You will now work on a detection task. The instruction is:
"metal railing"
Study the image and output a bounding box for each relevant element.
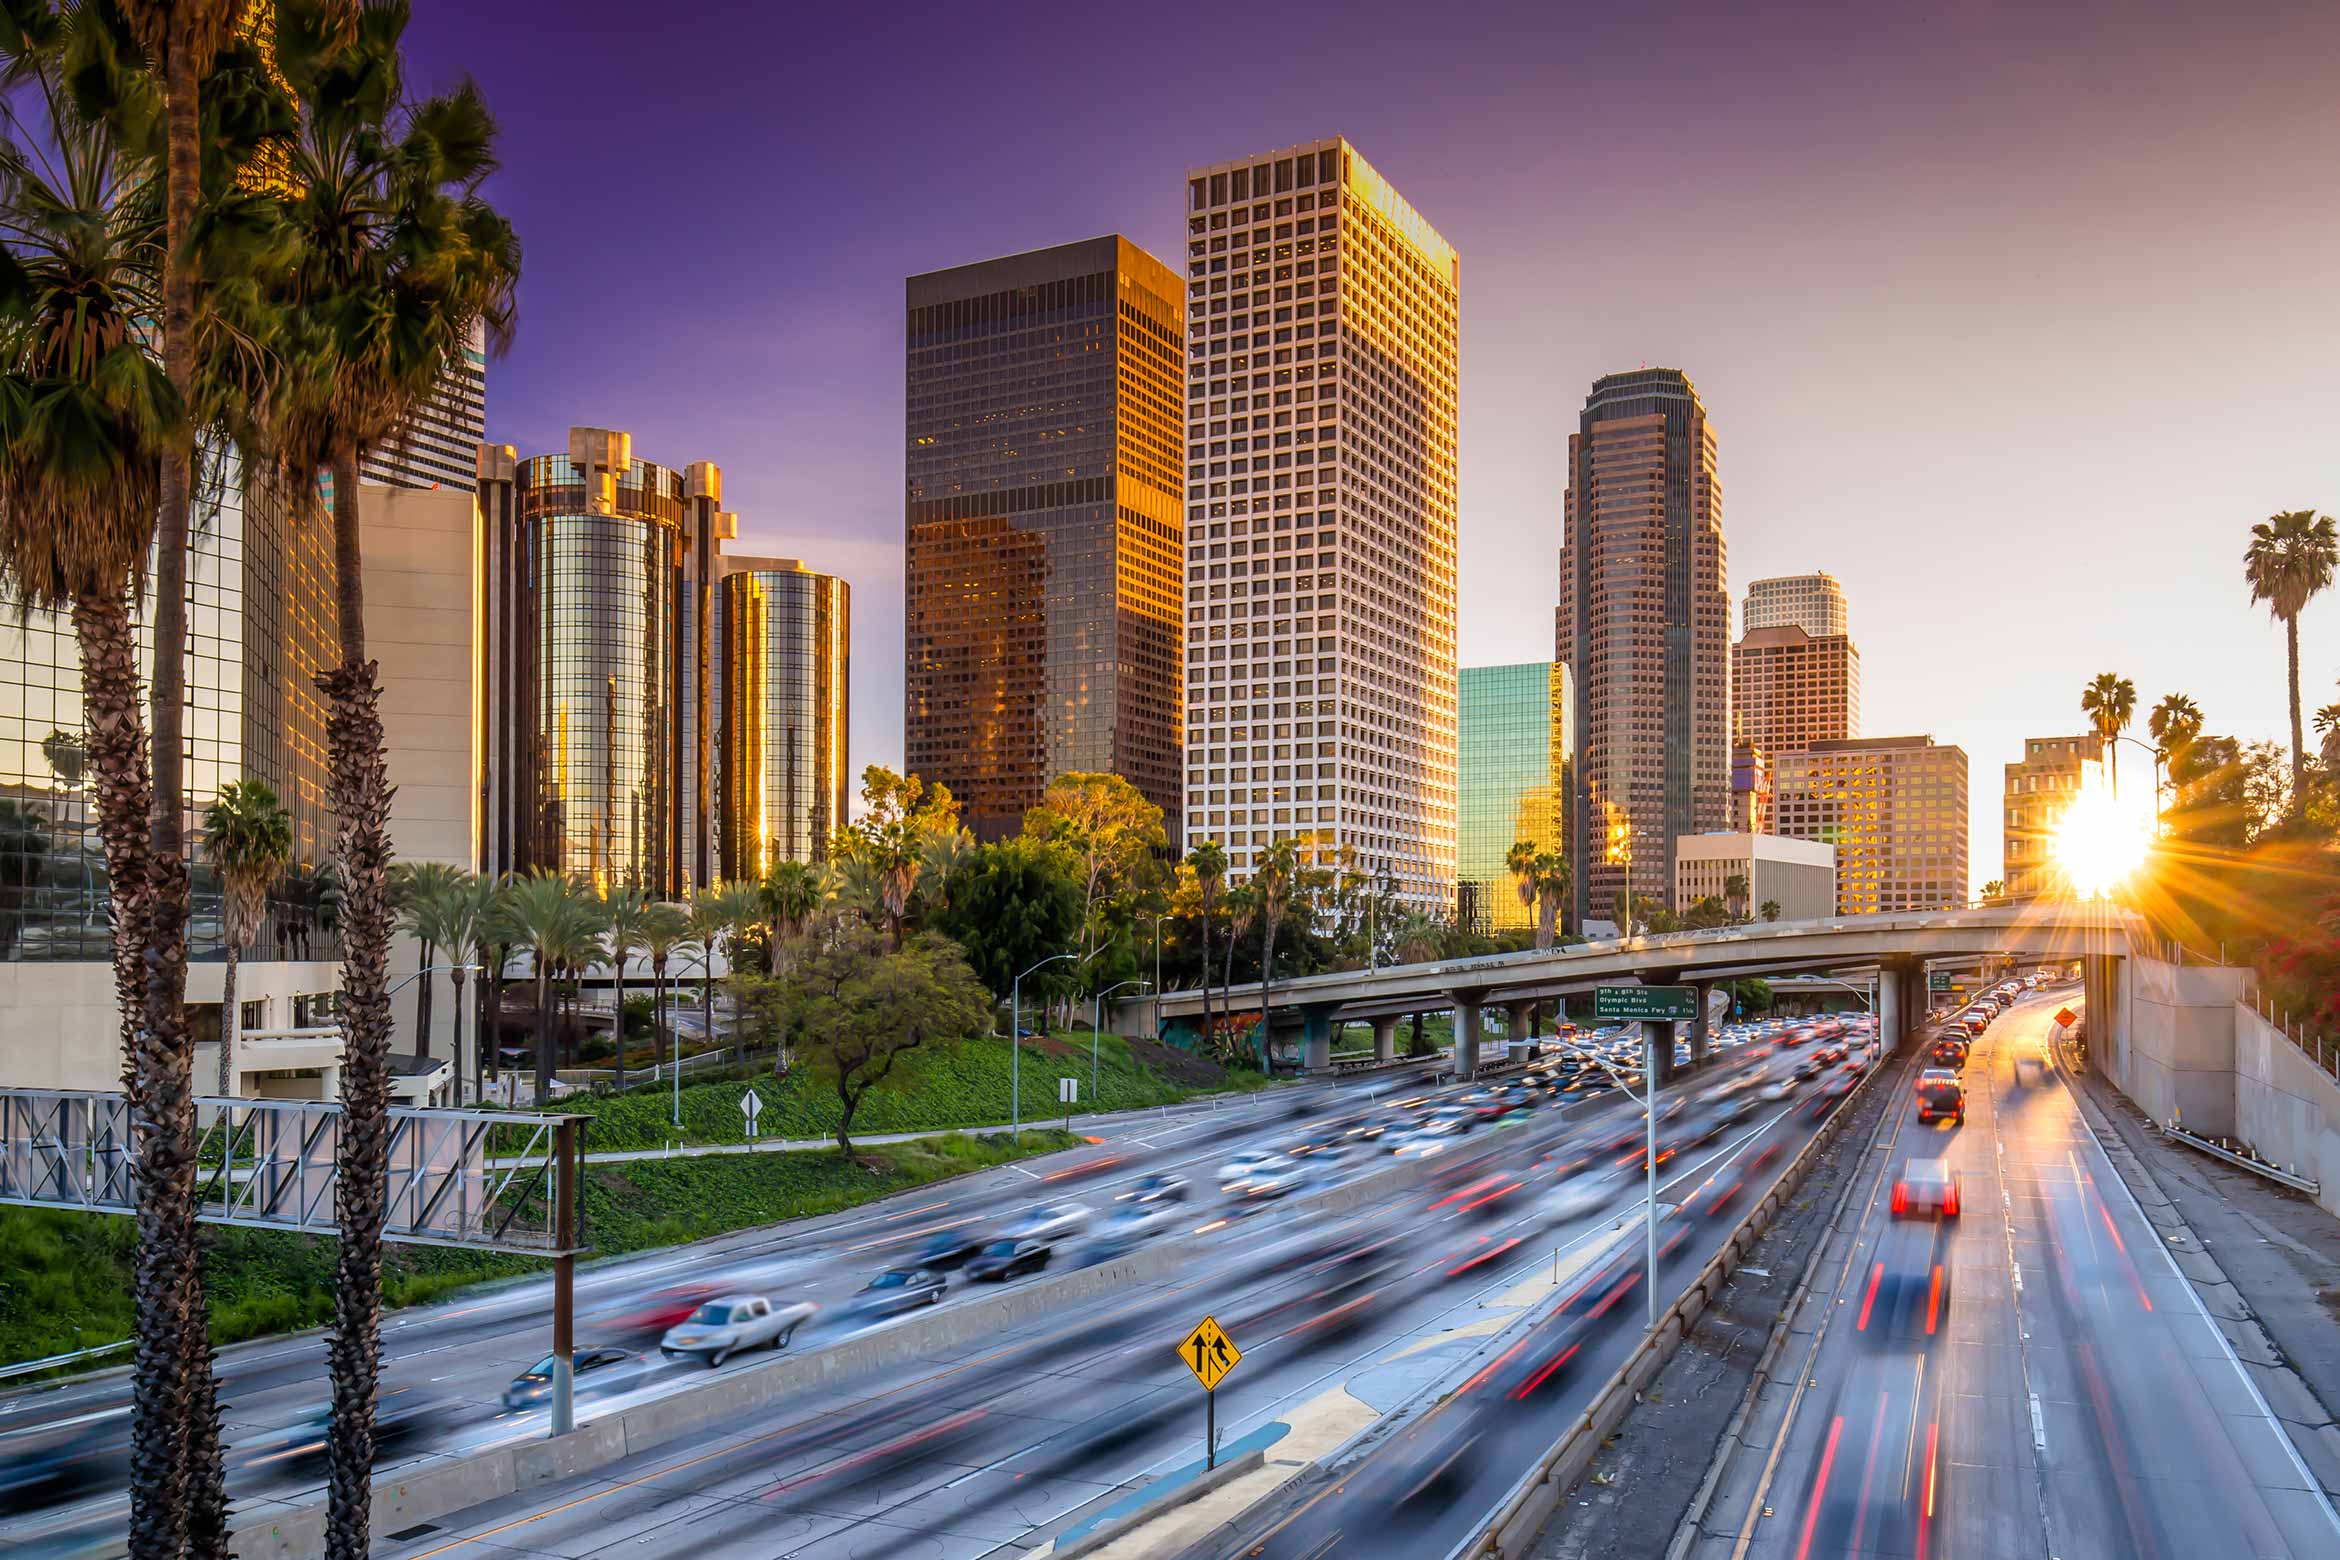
[2249,988,2340,1083]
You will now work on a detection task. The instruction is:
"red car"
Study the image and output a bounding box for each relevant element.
[599,1283,721,1341]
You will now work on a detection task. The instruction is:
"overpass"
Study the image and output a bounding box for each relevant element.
[1121,903,2136,1078]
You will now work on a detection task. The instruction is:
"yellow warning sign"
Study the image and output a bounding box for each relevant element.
[1177,1314,1243,1392]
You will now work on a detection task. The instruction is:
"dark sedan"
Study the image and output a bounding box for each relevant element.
[851,1267,946,1318]
[964,1237,1052,1282]
[501,1346,645,1411]
[917,1228,987,1270]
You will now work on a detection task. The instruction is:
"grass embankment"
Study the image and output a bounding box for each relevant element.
[542,1030,1266,1154]
[0,1129,1079,1369]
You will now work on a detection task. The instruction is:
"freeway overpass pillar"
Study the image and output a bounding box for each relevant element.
[1643,1020,1678,1087]
[1373,1016,1398,1063]
[1879,965,1906,1052]
[1300,1004,1338,1073]
[1689,983,1714,1068]
[1452,993,1483,1078]
[1507,999,1537,1053]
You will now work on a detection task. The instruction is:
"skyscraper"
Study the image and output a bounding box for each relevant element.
[1774,735,1970,914]
[1732,624,1860,756]
[1743,571,1848,638]
[903,237,1186,841]
[1180,139,1461,912]
[364,321,487,492]
[1558,369,1729,922]
[716,558,851,879]
[1457,663,1569,934]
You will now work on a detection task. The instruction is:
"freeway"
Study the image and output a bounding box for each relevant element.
[0,1070,1429,1548]
[1694,993,2340,1560]
[320,1023,1861,1560]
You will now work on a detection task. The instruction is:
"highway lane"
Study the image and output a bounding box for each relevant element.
[1717,993,2340,1560]
[345,1030,1853,1560]
[0,1068,1435,1543]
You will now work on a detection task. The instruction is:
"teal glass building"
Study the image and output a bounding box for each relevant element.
[1457,662,1571,934]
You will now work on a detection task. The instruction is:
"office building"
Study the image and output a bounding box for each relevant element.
[1180,140,1461,912]
[1558,369,1729,921]
[716,558,851,879]
[364,321,488,492]
[1674,832,1837,923]
[2003,734,2102,899]
[1456,663,1569,934]
[1732,623,1860,756]
[1773,736,1970,914]
[903,236,1185,841]
[477,429,735,896]
[1743,571,1848,638]
[1731,738,1772,833]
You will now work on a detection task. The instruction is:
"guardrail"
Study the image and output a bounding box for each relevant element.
[1450,1033,1899,1559]
[0,1337,131,1382]
[2159,1118,2321,1195]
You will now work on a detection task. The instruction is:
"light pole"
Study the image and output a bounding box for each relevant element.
[1542,1028,1662,1327]
[2112,734,2168,836]
[1012,950,1082,1140]
[1092,979,1149,1107]
[1151,913,1171,1021]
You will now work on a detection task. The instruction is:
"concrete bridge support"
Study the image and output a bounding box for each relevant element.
[1643,1019,1678,1088]
[1506,999,1537,1059]
[1879,966,1905,1053]
[1373,1015,1398,1063]
[1300,1003,1340,1074]
[1453,993,1484,1078]
[1689,982,1714,1068]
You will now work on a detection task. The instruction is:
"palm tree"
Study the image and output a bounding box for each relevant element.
[690,881,762,1061]
[2147,692,2203,757]
[1252,839,1298,1059]
[200,779,292,1097]
[1185,839,1225,1051]
[1760,899,1782,923]
[1722,872,1750,922]
[262,10,517,1540]
[1506,841,1569,950]
[762,860,820,969]
[2317,697,2340,774]
[599,887,649,1088]
[2244,511,2340,816]
[2080,673,2137,799]
[0,36,213,1550]
[436,874,497,1103]
[391,860,467,1059]
[495,873,596,1104]
[639,901,692,1079]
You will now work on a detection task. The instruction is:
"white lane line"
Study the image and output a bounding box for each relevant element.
[2065,1067,2340,1538]
[2029,1392,2048,1456]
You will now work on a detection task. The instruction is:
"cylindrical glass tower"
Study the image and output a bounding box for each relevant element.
[718,560,850,878]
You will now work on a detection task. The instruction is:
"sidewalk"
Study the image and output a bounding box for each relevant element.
[2074,1066,2340,1494]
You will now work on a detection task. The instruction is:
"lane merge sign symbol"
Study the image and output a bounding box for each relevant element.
[1178,1314,1243,1392]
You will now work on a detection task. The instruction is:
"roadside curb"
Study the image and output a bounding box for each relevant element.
[1042,1446,1270,1560]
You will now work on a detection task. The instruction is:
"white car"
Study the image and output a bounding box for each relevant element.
[1008,1201,1093,1242]
[1218,1149,1286,1188]
[1549,1165,1633,1221]
[659,1293,815,1367]
[1222,1151,1305,1195]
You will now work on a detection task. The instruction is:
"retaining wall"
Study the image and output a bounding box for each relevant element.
[2234,1001,2340,1220]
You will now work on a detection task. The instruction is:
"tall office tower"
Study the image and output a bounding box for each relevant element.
[2003,735,2102,899]
[1456,663,1569,935]
[475,429,735,896]
[715,558,851,879]
[1180,140,1461,912]
[1743,571,1848,638]
[364,321,487,491]
[1730,738,1772,833]
[1773,735,1970,914]
[1731,624,1861,755]
[903,237,1186,842]
[1558,369,1729,922]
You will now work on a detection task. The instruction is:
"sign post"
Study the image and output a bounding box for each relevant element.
[740,1086,763,1148]
[1059,1076,1077,1132]
[1177,1314,1244,1468]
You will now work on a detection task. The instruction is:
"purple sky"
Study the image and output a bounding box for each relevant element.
[407,0,2340,891]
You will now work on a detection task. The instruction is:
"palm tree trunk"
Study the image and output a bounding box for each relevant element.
[74,591,207,1558]
[702,959,715,1067]
[611,954,626,1091]
[413,935,434,1060]
[1197,899,1212,1051]
[218,944,238,1097]
[534,963,553,1102]
[449,968,469,1106]
[2287,613,2306,816]
[651,961,666,1084]
[321,446,398,1560]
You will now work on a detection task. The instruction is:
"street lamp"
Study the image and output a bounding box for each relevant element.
[1151,913,1172,1018]
[1092,980,1149,1107]
[1541,1028,1662,1328]
[2111,734,2169,836]
[1011,950,1089,1139]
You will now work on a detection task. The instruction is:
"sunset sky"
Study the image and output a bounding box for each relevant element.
[408,0,2340,889]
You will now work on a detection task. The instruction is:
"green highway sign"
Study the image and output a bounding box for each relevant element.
[1929,973,1953,991]
[1593,985,1698,1023]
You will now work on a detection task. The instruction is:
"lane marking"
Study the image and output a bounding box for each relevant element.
[2029,1392,2047,1456]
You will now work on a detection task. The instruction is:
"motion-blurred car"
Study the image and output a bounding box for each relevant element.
[659,1294,815,1366]
[247,1387,445,1473]
[1890,1157,1962,1219]
[965,1237,1053,1281]
[1548,1163,1634,1221]
[1077,1203,1183,1262]
[597,1282,721,1341]
[1007,1201,1093,1242]
[1218,1149,1286,1188]
[503,1345,649,1409]
[1120,1172,1190,1204]
[1,1409,129,1508]
[1916,1068,1965,1125]
[917,1228,987,1270]
[849,1267,945,1319]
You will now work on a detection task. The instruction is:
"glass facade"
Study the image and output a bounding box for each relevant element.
[1456,663,1569,934]
[716,562,850,878]
[0,445,338,961]
[904,236,1186,841]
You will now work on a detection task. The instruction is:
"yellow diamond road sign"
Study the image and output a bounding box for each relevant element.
[1179,1314,1242,1391]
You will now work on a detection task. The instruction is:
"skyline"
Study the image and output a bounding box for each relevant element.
[407,0,2340,892]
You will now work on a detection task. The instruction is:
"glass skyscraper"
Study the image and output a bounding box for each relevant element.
[716,559,850,879]
[903,236,1186,841]
[1456,663,1570,934]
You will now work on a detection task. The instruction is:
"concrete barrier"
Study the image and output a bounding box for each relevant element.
[1045,1447,1268,1560]
[227,1152,1438,1557]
